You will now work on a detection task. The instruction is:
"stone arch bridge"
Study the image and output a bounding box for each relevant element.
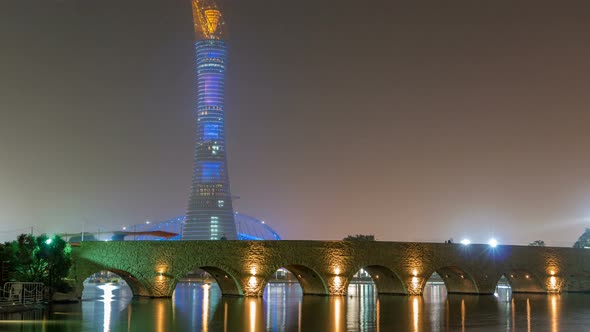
[71,241,590,298]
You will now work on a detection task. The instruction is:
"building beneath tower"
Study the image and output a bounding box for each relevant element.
[183,0,237,240]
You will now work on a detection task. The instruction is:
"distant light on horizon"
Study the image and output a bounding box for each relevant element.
[488,238,498,248]
[460,239,471,245]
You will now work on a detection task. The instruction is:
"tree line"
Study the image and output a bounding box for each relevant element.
[0,234,72,292]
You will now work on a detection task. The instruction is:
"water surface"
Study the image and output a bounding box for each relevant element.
[2,282,590,331]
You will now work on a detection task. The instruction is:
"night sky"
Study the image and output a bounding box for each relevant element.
[1,0,590,245]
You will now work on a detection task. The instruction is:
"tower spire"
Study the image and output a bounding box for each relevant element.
[192,0,226,40]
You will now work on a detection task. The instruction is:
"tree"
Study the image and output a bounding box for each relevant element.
[7,234,72,291]
[573,228,590,248]
[528,240,545,246]
[0,242,14,285]
[10,234,45,282]
[343,234,375,241]
[36,234,72,290]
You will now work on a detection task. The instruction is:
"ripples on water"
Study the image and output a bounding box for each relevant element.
[2,282,590,331]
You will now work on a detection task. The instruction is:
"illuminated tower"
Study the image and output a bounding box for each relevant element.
[183,0,237,240]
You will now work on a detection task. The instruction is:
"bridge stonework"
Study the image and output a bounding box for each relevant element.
[70,241,590,298]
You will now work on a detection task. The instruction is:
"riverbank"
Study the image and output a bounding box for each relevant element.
[0,303,45,314]
[0,290,77,315]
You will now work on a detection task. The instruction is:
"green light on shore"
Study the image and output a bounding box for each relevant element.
[45,238,52,245]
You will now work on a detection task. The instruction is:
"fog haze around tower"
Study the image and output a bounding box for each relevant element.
[1,0,590,245]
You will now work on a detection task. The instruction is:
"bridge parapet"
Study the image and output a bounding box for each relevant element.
[70,240,590,298]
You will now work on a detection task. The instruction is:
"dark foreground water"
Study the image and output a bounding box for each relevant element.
[2,282,590,331]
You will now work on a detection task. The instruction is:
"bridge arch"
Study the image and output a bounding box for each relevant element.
[172,264,243,296]
[430,265,479,294]
[264,263,328,295]
[350,265,406,295]
[498,269,545,293]
[79,268,147,297]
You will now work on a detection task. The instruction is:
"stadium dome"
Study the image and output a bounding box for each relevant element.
[234,213,281,240]
[126,213,281,241]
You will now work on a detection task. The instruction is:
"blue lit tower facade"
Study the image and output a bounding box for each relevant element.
[183,0,237,240]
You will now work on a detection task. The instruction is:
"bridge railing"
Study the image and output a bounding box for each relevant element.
[0,282,46,305]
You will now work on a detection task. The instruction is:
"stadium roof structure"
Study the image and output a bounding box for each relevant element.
[128,213,281,241]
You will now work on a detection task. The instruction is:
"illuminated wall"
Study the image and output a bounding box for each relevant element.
[72,241,584,298]
[183,38,237,240]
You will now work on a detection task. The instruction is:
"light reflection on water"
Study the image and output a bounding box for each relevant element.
[3,282,590,331]
[97,284,116,332]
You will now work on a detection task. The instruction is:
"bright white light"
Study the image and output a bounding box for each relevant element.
[98,283,118,332]
[460,239,471,245]
[488,239,498,248]
[45,238,52,245]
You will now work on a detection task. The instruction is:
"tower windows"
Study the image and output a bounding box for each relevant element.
[210,216,219,240]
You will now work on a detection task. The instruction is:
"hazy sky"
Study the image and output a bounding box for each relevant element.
[1,0,590,245]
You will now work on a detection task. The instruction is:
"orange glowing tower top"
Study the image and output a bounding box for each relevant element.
[192,0,226,40]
